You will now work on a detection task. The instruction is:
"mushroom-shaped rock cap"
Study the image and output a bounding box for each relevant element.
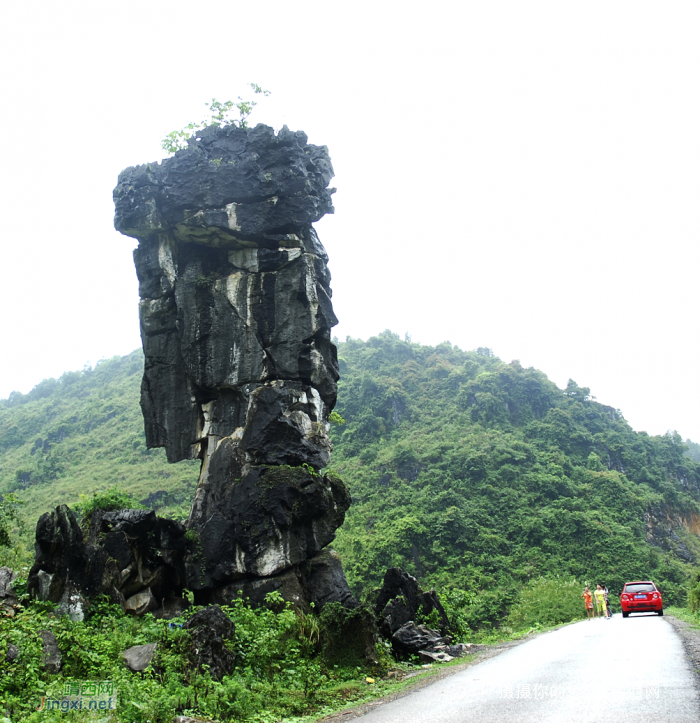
[113,124,335,245]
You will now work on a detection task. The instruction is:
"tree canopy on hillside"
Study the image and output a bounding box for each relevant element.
[1,333,699,625]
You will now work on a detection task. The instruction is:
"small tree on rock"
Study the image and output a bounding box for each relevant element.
[162,84,271,154]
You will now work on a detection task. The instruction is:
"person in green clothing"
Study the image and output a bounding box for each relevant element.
[603,584,613,618]
[594,584,608,619]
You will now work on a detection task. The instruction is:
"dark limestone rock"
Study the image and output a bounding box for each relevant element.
[375,568,450,637]
[417,642,473,664]
[122,643,158,672]
[153,593,190,620]
[447,643,474,657]
[124,588,158,616]
[0,567,18,616]
[0,566,17,596]
[133,235,339,465]
[6,644,19,662]
[378,596,413,637]
[100,509,157,537]
[418,649,454,664]
[40,630,62,673]
[207,547,356,611]
[87,508,188,600]
[114,124,334,242]
[417,590,450,632]
[302,548,358,610]
[318,603,379,668]
[27,505,189,616]
[28,505,106,603]
[187,455,351,588]
[112,122,355,611]
[183,605,235,681]
[241,382,334,468]
[208,566,307,609]
[375,568,420,624]
[114,124,339,466]
[390,622,450,656]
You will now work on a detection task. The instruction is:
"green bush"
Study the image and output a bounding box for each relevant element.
[687,570,700,613]
[436,588,477,641]
[0,591,395,723]
[0,493,24,548]
[318,602,388,674]
[506,577,586,630]
[74,486,145,520]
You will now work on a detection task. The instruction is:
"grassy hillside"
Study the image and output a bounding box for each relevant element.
[0,350,199,536]
[2,333,700,622]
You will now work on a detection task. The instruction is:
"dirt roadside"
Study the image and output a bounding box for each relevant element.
[316,635,536,722]
[664,614,700,682]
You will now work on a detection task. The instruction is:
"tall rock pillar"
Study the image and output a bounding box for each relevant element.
[114,124,355,609]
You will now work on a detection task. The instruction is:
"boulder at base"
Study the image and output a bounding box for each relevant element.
[183,605,236,681]
[374,568,450,637]
[122,643,158,672]
[27,505,189,617]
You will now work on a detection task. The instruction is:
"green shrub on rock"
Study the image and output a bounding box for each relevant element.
[319,602,389,674]
[75,486,144,520]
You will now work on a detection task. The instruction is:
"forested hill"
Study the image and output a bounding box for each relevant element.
[1,333,700,621]
[328,333,700,615]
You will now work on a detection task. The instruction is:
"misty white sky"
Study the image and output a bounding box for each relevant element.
[0,1,698,441]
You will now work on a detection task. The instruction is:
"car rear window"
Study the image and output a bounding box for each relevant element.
[624,583,655,593]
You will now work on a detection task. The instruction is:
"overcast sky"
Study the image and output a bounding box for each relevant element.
[1,1,698,442]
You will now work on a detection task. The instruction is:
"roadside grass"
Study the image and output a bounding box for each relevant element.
[0,595,489,723]
[473,617,582,645]
[666,606,700,628]
[0,586,568,723]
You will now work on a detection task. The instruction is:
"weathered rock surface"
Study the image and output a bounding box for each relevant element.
[645,504,698,563]
[389,621,473,663]
[27,505,189,615]
[390,621,450,655]
[5,644,19,662]
[183,605,236,681]
[418,649,454,664]
[114,124,334,243]
[40,630,62,673]
[114,123,339,467]
[318,603,380,668]
[187,457,351,587]
[0,566,18,616]
[154,593,190,620]
[207,547,356,611]
[123,643,158,672]
[124,588,158,616]
[302,548,358,610]
[112,122,354,609]
[375,568,450,637]
[0,566,17,596]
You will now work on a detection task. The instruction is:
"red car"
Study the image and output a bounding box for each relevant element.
[620,581,663,617]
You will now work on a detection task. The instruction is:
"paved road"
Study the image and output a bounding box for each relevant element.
[356,614,699,723]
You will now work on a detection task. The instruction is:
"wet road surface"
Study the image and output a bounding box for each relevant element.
[355,614,699,723]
